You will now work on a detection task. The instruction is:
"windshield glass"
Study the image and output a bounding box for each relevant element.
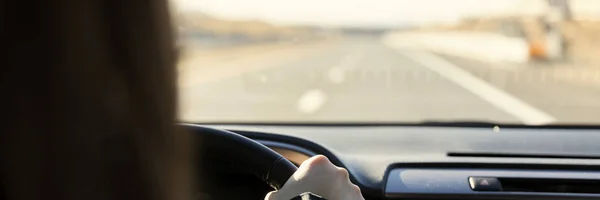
[173,0,600,125]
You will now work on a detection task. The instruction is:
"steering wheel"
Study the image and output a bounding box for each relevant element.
[183,124,298,190]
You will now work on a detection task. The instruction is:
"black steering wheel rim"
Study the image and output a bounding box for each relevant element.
[182,124,298,189]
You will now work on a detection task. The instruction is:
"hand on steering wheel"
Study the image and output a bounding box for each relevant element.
[265,155,365,200]
[186,125,363,200]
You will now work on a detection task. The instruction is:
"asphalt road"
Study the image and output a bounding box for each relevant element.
[179,36,600,125]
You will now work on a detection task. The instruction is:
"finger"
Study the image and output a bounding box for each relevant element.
[336,167,350,182]
[264,191,277,200]
[301,155,331,168]
[294,155,330,180]
[298,155,336,175]
[351,185,365,200]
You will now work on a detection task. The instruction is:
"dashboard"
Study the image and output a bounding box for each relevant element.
[202,124,600,199]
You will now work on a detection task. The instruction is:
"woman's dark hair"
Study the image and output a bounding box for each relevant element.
[1,0,194,199]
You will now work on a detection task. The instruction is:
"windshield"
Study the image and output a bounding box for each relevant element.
[173,0,600,125]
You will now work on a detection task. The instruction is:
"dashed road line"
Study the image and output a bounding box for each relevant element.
[326,48,367,84]
[297,89,327,114]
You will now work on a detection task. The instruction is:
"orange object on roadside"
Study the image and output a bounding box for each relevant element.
[529,40,547,59]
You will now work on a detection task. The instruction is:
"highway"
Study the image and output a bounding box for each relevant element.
[178,36,600,125]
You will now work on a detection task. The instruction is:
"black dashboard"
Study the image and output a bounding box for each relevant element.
[201,124,600,199]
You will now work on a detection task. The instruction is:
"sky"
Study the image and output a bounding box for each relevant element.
[172,0,549,27]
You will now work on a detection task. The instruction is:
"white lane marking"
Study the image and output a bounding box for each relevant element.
[327,48,367,84]
[297,89,327,114]
[399,50,556,125]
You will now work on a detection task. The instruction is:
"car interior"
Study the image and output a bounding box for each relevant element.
[191,123,600,200]
[6,0,600,199]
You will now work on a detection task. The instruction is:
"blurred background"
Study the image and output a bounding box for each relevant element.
[173,0,600,125]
